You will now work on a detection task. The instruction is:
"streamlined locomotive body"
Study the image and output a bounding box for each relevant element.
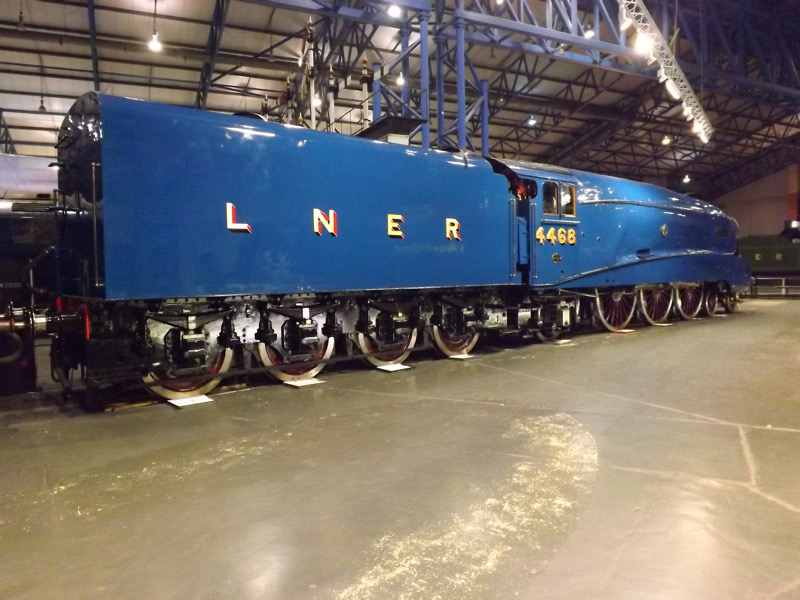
[1,92,751,403]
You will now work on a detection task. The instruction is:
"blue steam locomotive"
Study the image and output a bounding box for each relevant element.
[0,92,750,403]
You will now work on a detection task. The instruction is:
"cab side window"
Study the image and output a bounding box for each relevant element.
[561,184,576,217]
[511,178,538,202]
[543,182,558,215]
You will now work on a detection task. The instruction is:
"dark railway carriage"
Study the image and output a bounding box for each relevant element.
[0,92,751,404]
[0,200,55,395]
[738,222,800,275]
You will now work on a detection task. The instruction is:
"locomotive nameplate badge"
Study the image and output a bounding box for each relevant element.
[535,226,576,245]
[226,203,252,233]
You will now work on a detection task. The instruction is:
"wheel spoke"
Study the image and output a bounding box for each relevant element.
[702,287,719,316]
[675,284,704,319]
[594,288,636,331]
[639,286,673,325]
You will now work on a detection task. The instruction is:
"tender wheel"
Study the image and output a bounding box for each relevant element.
[431,324,480,357]
[638,286,674,325]
[356,329,418,367]
[674,284,704,319]
[141,314,234,400]
[594,288,636,331]
[256,310,336,383]
[257,337,334,382]
[142,347,233,400]
[702,287,719,316]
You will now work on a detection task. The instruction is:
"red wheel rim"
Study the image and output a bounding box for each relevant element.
[360,334,412,363]
[676,286,703,318]
[149,349,228,393]
[263,341,331,376]
[596,290,635,330]
[640,287,672,324]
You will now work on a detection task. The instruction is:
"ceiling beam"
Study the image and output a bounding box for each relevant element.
[196,0,232,109]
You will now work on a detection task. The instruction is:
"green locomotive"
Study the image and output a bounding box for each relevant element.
[738,221,800,275]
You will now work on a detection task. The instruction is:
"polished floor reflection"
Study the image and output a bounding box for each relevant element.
[1,299,798,599]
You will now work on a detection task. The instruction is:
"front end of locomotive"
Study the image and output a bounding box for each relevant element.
[573,172,752,293]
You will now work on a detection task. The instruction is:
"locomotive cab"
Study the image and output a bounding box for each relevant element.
[489,157,582,287]
[532,179,580,286]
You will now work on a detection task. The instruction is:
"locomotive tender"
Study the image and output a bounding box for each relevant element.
[0,92,751,402]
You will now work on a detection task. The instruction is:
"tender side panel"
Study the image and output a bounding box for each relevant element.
[98,95,517,300]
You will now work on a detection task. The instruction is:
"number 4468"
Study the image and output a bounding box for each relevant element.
[535,226,577,245]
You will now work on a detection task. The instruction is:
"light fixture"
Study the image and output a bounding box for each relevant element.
[396,72,405,86]
[698,131,709,144]
[312,93,322,107]
[619,6,633,31]
[683,174,691,183]
[387,4,401,18]
[584,28,595,39]
[618,0,714,144]
[661,135,671,145]
[527,116,537,127]
[664,78,681,100]
[495,0,504,4]
[149,32,162,52]
[148,0,162,52]
[634,32,654,56]
[38,68,46,112]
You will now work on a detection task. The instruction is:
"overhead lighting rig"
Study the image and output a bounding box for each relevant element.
[617,0,713,144]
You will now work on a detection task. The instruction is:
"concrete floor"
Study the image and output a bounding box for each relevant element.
[1,298,799,599]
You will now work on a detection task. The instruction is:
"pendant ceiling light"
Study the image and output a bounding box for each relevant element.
[148,0,162,52]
